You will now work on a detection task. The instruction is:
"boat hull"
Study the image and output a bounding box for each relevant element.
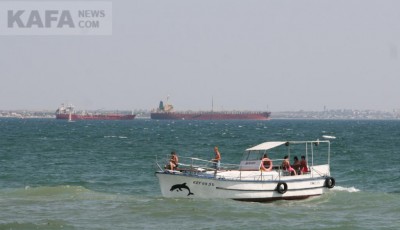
[156,170,330,202]
[56,114,136,120]
[151,112,271,120]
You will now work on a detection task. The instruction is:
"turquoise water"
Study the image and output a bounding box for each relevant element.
[0,118,399,229]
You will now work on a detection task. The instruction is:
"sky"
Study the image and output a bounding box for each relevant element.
[1,0,400,112]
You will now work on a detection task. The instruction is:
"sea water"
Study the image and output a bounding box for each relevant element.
[0,118,399,229]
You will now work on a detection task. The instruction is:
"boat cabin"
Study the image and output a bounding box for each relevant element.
[239,140,330,173]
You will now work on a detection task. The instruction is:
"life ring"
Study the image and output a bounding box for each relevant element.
[260,158,273,171]
[325,177,335,189]
[276,182,288,194]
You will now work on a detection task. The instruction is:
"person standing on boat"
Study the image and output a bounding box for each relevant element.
[169,151,179,171]
[212,146,221,170]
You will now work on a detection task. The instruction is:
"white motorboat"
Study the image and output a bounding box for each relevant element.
[155,140,335,202]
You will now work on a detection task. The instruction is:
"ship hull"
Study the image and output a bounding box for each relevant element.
[56,114,136,120]
[151,112,271,120]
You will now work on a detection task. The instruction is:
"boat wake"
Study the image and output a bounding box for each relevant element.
[332,186,360,193]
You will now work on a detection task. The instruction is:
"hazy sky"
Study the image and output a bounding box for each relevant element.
[1,0,400,111]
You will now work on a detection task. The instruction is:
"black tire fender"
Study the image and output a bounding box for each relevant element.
[276,182,288,194]
[325,177,335,189]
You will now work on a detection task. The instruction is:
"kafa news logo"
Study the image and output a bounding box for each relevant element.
[0,1,112,35]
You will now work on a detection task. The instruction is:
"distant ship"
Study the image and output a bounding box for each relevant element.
[55,104,136,121]
[150,99,271,120]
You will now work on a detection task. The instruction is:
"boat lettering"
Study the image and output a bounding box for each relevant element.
[245,162,256,165]
[193,181,215,187]
[310,181,320,185]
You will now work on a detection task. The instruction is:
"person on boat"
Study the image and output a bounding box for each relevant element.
[260,153,273,171]
[212,146,221,170]
[169,151,179,171]
[282,155,297,175]
[300,155,309,174]
[292,156,301,174]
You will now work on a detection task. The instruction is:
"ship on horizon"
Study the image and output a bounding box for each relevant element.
[55,104,136,121]
[150,99,271,120]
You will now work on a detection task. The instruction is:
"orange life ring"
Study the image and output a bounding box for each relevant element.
[260,158,273,171]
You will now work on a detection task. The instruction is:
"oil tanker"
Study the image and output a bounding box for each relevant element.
[55,104,136,121]
[150,100,271,120]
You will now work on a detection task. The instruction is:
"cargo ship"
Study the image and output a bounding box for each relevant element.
[55,104,136,121]
[150,100,271,120]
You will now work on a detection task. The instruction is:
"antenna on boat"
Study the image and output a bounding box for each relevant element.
[212,96,214,112]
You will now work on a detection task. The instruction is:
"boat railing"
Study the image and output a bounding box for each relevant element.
[237,158,285,181]
[156,155,320,181]
[157,155,240,174]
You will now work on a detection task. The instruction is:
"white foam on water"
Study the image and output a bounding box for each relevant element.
[322,135,336,139]
[333,186,360,193]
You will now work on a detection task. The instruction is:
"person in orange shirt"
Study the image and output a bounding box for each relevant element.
[212,146,221,170]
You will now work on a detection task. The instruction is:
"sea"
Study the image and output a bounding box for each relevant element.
[0,118,399,230]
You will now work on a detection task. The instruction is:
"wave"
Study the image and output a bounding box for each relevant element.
[0,185,145,203]
[104,135,128,139]
[0,185,120,202]
[5,185,92,198]
[0,220,75,230]
[332,185,360,193]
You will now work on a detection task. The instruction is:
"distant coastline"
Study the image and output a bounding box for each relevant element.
[273,109,400,120]
[1,109,399,120]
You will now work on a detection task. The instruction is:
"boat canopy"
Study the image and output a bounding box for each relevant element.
[246,141,286,151]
